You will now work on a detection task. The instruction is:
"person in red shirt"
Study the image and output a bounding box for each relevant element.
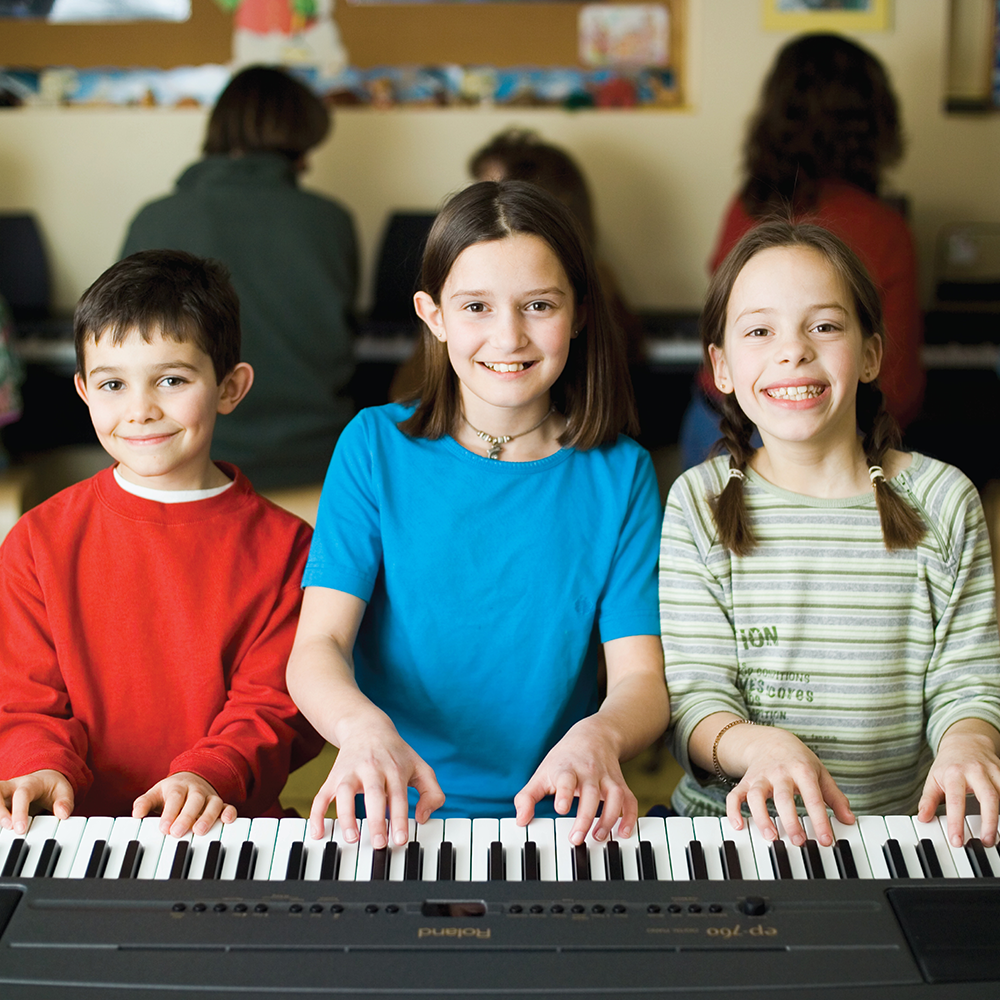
[682,33,923,468]
[0,250,321,838]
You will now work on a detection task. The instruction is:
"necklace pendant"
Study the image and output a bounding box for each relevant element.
[486,442,504,460]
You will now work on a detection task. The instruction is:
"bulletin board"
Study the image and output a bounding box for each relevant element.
[0,0,684,80]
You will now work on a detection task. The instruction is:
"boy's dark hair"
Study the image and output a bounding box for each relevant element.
[469,129,596,244]
[399,180,637,449]
[74,250,241,383]
[742,33,903,217]
[203,65,330,161]
[702,219,923,555]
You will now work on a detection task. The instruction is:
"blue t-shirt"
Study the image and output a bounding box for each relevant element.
[303,403,661,817]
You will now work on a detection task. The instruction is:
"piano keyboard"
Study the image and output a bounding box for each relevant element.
[1,812,997,884]
[3,814,1000,998]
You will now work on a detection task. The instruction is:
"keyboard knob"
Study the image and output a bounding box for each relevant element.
[740,895,767,916]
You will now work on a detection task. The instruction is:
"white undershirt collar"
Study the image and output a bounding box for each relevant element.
[113,465,234,504]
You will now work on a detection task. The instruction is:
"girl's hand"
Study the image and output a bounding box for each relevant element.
[918,720,1000,848]
[0,769,75,835]
[719,723,854,847]
[513,717,638,846]
[307,716,445,849]
[132,772,237,838]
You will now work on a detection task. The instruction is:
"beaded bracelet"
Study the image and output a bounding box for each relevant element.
[712,718,753,785]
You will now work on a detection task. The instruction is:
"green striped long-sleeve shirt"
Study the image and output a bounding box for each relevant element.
[660,453,1000,818]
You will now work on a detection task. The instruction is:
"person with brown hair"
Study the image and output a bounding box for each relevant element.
[661,221,1000,853]
[121,65,358,491]
[682,34,923,467]
[288,181,667,851]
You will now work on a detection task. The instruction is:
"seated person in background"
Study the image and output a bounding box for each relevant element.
[0,294,21,470]
[0,250,321,837]
[682,33,923,468]
[121,65,358,491]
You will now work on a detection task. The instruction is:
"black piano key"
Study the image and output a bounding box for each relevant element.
[284,841,304,881]
[965,838,995,878]
[169,841,191,880]
[201,840,223,881]
[118,840,143,879]
[523,840,540,881]
[404,841,422,881]
[769,839,793,880]
[638,840,657,880]
[834,839,859,879]
[234,840,257,880]
[571,842,591,881]
[487,841,505,881]
[436,841,455,882]
[1,838,27,878]
[686,840,709,880]
[916,838,944,879]
[319,842,340,881]
[31,839,59,878]
[883,838,909,878]
[803,839,826,879]
[721,839,743,880]
[605,841,624,881]
[84,840,109,879]
[370,847,389,881]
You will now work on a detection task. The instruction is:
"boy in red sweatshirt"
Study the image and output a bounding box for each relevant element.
[0,250,320,838]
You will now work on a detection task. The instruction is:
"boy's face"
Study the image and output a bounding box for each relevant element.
[74,329,252,491]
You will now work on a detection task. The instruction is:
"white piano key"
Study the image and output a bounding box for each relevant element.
[772,817,809,880]
[665,815,694,881]
[268,817,306,880]
[388,820,417,881]
[301,818,335,881]
[499,817,526,882]
[471,818,499,881]
[21,814,60,876]
[333,819,360,881]
[613,820,640,881]
[828,817,873,879]
[636,815,670,879]
[188,821,225,880]
[554,816,576,881]
[134,817,167,879]
[969,809,1000,846]
[526,817,557,881]
[884,815,925,880]
[153,830,193,880]
[912,816,959,878]
[801,816,841,880]
[248,817,278,881]
[218,817,252,880]
[966,815,1000,876]
[693,816,727,880]
[414,818,444,881]
[856,815,891,879]
[746,819,776,881]
[444,818,472,881]
[354,819,375,882]
[103,817,141,878]
[68,816,115,879]
[931,816,974,878]
[50,816,88,878]
[584,826,607,882]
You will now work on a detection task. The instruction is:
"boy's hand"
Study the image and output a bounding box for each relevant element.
[308,717,444,849]
[514,718,638,847]
[0,770,74,835]
[919,721,1000,848]
[133,772,237,838]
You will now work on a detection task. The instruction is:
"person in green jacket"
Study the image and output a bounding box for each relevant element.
[121,65,358,491]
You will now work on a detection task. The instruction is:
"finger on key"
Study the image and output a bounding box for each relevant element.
[570,783,601,845]
[332,786,359,843]
[387,782,411,846]
[9,785,32,836]
[591,784,626,842]
[363,787,389,849]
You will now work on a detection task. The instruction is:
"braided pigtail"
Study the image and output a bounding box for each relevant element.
[858,380,925,549]
[709,393,758,556]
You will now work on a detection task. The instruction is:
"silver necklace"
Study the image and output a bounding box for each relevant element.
[462,405,556,460]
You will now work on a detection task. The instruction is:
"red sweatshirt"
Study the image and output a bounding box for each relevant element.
[707,180,925,430]
[0,464,321,817]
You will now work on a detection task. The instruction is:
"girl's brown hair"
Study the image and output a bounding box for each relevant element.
[398,180,637,449]
[703,219,923,555]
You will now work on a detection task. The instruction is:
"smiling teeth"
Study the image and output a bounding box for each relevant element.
[484,362,525,373]
[768,385,823,400]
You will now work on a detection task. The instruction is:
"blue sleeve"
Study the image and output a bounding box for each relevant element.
[595,445,663,642]
[302,411,383,600]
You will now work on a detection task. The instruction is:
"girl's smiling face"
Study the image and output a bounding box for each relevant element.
[414,232,579,435]
[709,245,882,455]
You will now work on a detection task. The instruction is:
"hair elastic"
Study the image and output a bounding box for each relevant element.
[868,465,885,484]
[712,718,753,785]
[727,467,746,482]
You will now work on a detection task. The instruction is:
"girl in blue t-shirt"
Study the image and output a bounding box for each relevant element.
[287,180,668,851]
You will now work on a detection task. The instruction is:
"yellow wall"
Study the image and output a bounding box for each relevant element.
[1,0,998,314]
